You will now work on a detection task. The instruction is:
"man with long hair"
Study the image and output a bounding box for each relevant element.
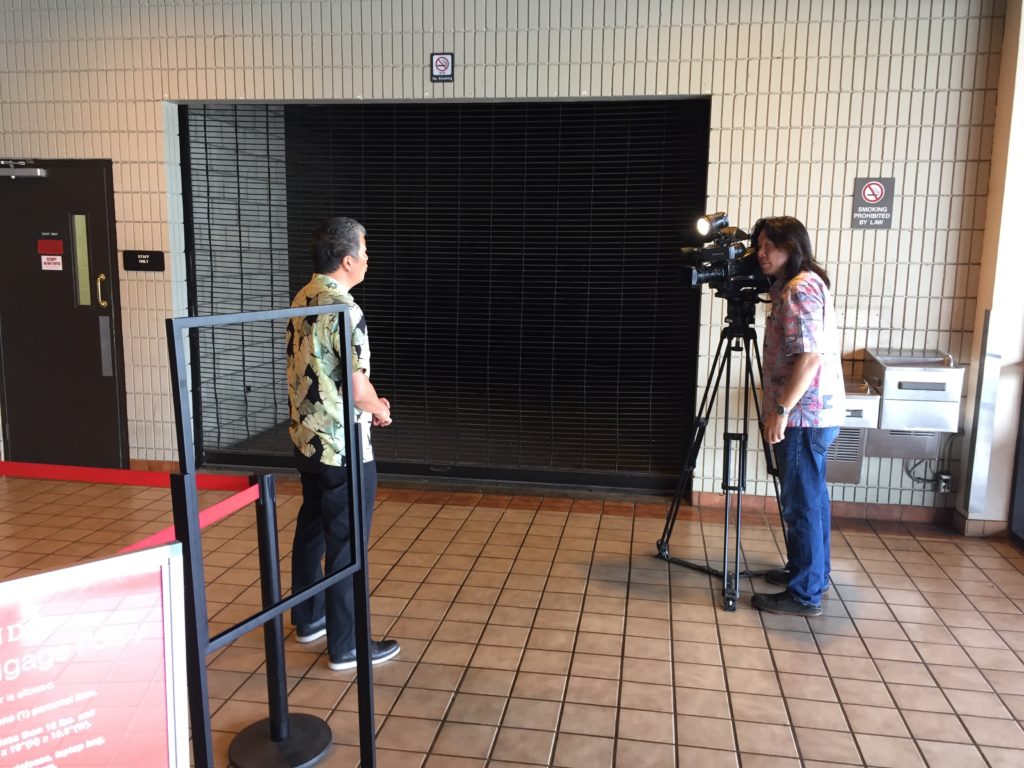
[752,216,846,617]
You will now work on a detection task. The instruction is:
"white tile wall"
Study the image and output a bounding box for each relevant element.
[0,0,1009,504]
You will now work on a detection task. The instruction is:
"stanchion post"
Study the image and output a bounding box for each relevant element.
[352,461,376,768]
[227,472,332,767]
[170,472,215,768]
[339,309,377,768]
[254,472,290,742]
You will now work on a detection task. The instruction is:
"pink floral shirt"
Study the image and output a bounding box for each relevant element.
[763,270,846,428]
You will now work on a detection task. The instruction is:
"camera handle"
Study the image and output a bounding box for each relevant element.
[655,298,785,611]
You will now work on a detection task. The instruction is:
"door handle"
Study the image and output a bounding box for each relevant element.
[95,273,109,308]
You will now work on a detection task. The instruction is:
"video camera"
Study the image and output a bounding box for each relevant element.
[680,212,770,300]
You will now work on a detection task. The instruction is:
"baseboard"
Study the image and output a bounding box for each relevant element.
[950,507,1009,537]
[129,459,181,473]
[691,491,953,526]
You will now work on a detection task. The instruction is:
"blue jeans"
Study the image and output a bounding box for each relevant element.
[775,426,839,607]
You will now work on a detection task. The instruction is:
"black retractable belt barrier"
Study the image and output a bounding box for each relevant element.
[166,306,377,768]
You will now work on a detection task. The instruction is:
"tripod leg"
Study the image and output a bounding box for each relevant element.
[658,333,731,559]
[719,430,745,611]
[657,471,688,559]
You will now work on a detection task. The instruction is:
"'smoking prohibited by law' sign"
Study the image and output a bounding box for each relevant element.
[851,177,895,229]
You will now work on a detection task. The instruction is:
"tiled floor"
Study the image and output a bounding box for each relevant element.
[2,475,1024,767]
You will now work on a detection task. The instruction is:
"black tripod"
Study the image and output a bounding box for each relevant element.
[657,295,784,611]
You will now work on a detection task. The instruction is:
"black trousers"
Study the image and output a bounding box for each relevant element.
[290,457,377,659]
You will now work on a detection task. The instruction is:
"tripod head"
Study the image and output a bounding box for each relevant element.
[717,291,767,339]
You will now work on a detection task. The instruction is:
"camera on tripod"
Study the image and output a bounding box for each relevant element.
[660,212,783,611]
[680,212,770,299]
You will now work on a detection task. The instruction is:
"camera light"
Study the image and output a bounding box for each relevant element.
[697,212,729,238]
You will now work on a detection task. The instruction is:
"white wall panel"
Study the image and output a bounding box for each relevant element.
[0,0,1009,503]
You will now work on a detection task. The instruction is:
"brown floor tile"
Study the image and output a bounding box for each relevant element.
[510,671,566,700]
[502,697,561,730]
[601,680,662,714]
[614,738,676,767]
[676,714,736,750]
[854,734,926,768]
[917,740,988,768]
[901,709,973,743]
[842,704,909,737]
[823,653,881,681]
[674,687,731,719]
[778,672,839,702]
[617,707,675,743]
[786,698,848,731]
[562,675,618,707]
[445,692,506,725]
[834,678,895,708]
[729,692,790,725]
[726,668,781,697]
[7,478,1024,768]
[375,715,442,752]
[675,746,738,766]
[490,726,555,764]
[794,726,861,763]
[961,715,1024,748]
[373,748,424,767]
[559,702,617,737]
[734,721,798,758]
[887,682,953,713]
[551,733,614,768]
[946,688,1014,718]
[430,722,497,759]
[390,686,454,720]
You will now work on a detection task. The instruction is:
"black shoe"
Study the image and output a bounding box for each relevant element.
[751,590,822,617]
[764,568,830,594]
[295,617,327,644]
[328,639,401,671]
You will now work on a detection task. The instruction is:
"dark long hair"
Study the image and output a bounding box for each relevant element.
[311,217,366,273]
[751,216,830,288]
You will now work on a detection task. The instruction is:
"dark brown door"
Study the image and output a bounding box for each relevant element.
[0,160,128,467]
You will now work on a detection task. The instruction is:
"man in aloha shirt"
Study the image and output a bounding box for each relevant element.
[286,216,400,670]
[753,216,845,617]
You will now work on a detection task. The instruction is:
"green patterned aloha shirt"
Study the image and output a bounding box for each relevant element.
[286,274,372,466]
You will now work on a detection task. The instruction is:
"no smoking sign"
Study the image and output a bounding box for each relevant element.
[431,53,454,83]
[851,177,895,229]
[861,180,886,203]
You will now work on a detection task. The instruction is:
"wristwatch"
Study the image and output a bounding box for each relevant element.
[775,403,789,416]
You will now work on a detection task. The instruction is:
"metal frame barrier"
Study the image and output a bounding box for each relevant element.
[166,305,377,768]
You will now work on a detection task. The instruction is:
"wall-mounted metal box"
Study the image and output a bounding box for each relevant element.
[863,349,964,432]
[843,378,880,429]
[865,429,941,459]
[824,380,881,484]
[826,427,867,483]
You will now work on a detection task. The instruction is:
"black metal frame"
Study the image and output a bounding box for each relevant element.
[166,305,377,768]
[656,297,784,611]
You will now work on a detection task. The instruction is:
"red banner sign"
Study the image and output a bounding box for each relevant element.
[0,545,187,767]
